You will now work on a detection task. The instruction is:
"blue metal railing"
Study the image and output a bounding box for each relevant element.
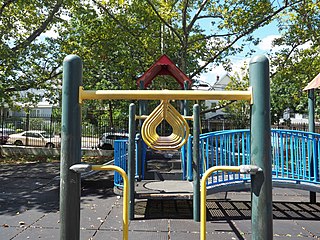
[271,129,319,183]
[114,139,128,188]
[199,130,251,186]
[114,129,320,189]
[114,138,147,188]
[183,129,320,188]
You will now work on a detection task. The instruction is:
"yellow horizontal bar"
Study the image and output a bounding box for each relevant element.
[79,87,252,103]
[135,115,193,121]
[91,165,129,240]
[201,166,241,240]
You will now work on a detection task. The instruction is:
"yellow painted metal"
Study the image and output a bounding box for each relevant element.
[79,87,252,103]
[135,114,194,121]
[200,166,241,240]
[141,100,189,150]
[91,165,129,240]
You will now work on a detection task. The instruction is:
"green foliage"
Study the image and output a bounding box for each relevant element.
[0,0,70,106]
[270,1,320,123]
[29,118,44,130]
[222,73,250,129]
[2,0,317,127]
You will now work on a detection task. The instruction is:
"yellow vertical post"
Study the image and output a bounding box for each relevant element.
[200,166,241,240]
[91,165,129,240]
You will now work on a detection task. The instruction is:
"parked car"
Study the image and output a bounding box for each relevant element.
[0,128,16,144]
[7,130,60,148]
[97,133,128,150]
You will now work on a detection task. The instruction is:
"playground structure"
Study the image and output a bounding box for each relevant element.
[59,54,320,240]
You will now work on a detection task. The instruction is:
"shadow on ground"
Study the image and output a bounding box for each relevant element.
[137,199,320,221]
[0,163,116,215]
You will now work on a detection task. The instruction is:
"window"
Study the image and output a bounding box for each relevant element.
[30,109,41,117]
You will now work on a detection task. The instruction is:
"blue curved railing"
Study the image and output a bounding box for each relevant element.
[186,129,320,189]
[114,129,320,190]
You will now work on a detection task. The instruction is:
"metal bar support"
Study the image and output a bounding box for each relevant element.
[79,88,252,102]
[193,104,200,221]
[308,89,316,203]
[128,103,136,220]
[249,55,273,240]
[200,165,261,240]
[59,55,82,240]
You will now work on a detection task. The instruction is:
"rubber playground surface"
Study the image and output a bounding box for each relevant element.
[0,162,320,240]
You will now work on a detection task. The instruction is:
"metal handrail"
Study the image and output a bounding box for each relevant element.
[70,164,129,240]
[184,129,320,187]
[200,165,261,240]
[114,129,320,190]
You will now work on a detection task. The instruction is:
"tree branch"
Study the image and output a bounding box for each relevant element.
[196,14,223,20]
[188,32,238,45]
[191,0,302,78]
[200,100,235,114]
[146,0,184,45]
[11,0,63,52]
[270,44,300,78]
[186,0,210,33]
[5,69,62,92]
[182,0,188,37]
[0,0,14,18]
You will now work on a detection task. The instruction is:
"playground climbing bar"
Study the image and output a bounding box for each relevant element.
[79,87,253,102]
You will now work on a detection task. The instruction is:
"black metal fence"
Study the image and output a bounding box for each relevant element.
[0,114,128,148]
[1,114,317,148]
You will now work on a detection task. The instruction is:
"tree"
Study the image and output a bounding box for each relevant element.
[222,72,250,129]
[0,0,71,107]
[269,1,320,123]
[143,0,303,78]
[1,0,310,127]
[56,0,304,124]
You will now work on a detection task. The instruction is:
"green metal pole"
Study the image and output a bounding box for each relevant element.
[193,104,200,222]
[137,81,144,181]
[184,81,189,116]
[139,80,145,127]
[249,55,273,240]
[308,89,316,203]
[60,55,82,240]
[128,103,136,220]
[136,133,142,181]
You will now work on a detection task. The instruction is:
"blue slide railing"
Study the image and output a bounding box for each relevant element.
[114,129,320,190]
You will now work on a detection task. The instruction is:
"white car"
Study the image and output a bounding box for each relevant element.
[97,133,128,150]
[7,130,60,148]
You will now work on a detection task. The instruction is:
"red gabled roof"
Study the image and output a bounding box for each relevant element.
[137,54,192,89]
[303,73,320,91]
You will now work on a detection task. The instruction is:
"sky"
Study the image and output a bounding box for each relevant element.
[199,21,282,86]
